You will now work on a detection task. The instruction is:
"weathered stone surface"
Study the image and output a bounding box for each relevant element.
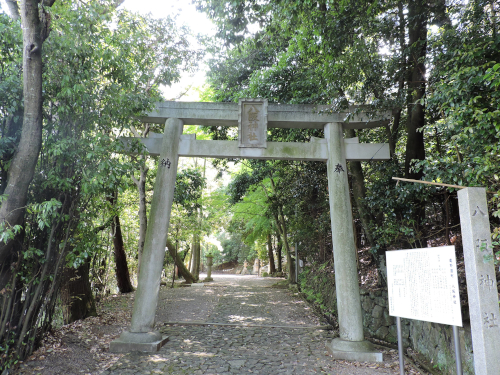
[372,305,384,319]
[375,326,389,339]
[109,334,169,353]
[123,135,390,162]
[325,123,363,342]
[204,255,214,282]
[103,276,404,375]
[110,118,183,352]
[143,101,391,129]
[252,258,260,275]
[326,339,383,362]
[458,187,500,375]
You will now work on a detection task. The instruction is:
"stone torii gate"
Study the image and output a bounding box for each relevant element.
[110,99,391,362]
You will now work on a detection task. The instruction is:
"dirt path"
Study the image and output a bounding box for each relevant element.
[15,274,425,375]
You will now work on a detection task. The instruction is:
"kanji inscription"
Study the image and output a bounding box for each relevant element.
[238,99,268,148]
[160,158,171,168]
[386,246,462,326]
[483,312,498,328]
[479,274,494,291]
[334,163,344,173]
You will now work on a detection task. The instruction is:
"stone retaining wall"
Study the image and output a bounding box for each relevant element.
[300,268,475,374]
[359,288,474,374]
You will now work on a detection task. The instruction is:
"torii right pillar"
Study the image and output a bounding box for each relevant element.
[325,122,383,362]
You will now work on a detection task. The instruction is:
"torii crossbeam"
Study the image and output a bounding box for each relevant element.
[111,99,390,362]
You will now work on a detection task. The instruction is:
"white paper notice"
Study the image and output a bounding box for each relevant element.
[386,246,462,326]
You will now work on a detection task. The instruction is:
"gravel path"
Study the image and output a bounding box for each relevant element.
[103,275,421,375]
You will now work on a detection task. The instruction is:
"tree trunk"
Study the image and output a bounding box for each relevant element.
[130,125,150,276]
[0,0,54,266]
[386,1,407,158]
[189,233,201,279]
[276,233,283,272]
[279,208,295,283]
[166,239,196,283]
[189,237,197,274]
[107,191,134,293]
[135,164,148,276]
[110,214,134,293]
[188,246,193,273]
[5,0,21,19]
[405,0,427,179]
[267,234,276,274]
[345,129,375,247]
[273,205,295,283]
[193,234,201,279]
[60,259,97,325]
[268,177,294,282]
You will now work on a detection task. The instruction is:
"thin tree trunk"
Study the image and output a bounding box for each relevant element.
[267,234,276,274]
[267,177,295,282]
[107,192,134,293]
[276,233,283,272]
[345,129,375,247]
[130,125,150,275]
[386,1,407,158]
[135,165,148,275]
[190,237,197,274]
[188,246,193,273]
[0,0,55,265]
[193,234,201,279]
[166,239,196,283]
[277,206,295,283]
[60,259,97,324]
[405,0,427,179]
[111,214,134,293]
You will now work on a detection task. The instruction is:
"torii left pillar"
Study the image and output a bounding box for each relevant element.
[110,118,183,352]
[325,123,382,362]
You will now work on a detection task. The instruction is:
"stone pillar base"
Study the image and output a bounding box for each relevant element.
[326,338,383,362]
[109,331,169,353]
[203,277,213,282]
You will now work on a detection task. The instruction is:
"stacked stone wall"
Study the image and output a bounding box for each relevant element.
[300,267,475,374]
[359,288,474,374]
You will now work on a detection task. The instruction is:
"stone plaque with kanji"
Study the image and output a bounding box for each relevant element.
[238,99,267,148]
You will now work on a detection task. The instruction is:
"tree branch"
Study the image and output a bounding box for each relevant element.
[93,216,114,233]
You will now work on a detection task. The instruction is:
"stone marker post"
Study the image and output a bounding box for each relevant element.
[110,118,183,353]
[253,258,260,275]
[458,187,500,375]
[324,123,382,362]
[204,255,214,282]
[241,260,249,275]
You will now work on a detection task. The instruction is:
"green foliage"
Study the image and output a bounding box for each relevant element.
[218,231,253,263]
[298,264,337,318]
[0,12,23,193]
[0,223,22,245]
[174,168,206,215]
[0,0,201,367]
[418,25,500,194]
[199,0,500,266]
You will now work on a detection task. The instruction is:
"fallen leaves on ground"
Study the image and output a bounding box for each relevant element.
[17,293,135,375]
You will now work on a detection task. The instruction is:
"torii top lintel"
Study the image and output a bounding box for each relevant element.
[142,101,391,130]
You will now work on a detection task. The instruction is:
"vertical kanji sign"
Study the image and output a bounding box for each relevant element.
[238,99,268,148]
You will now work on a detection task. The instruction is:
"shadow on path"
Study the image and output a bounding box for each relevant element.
[103,274,422,375]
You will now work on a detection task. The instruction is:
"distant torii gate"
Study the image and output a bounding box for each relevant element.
[110,99,391,362]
